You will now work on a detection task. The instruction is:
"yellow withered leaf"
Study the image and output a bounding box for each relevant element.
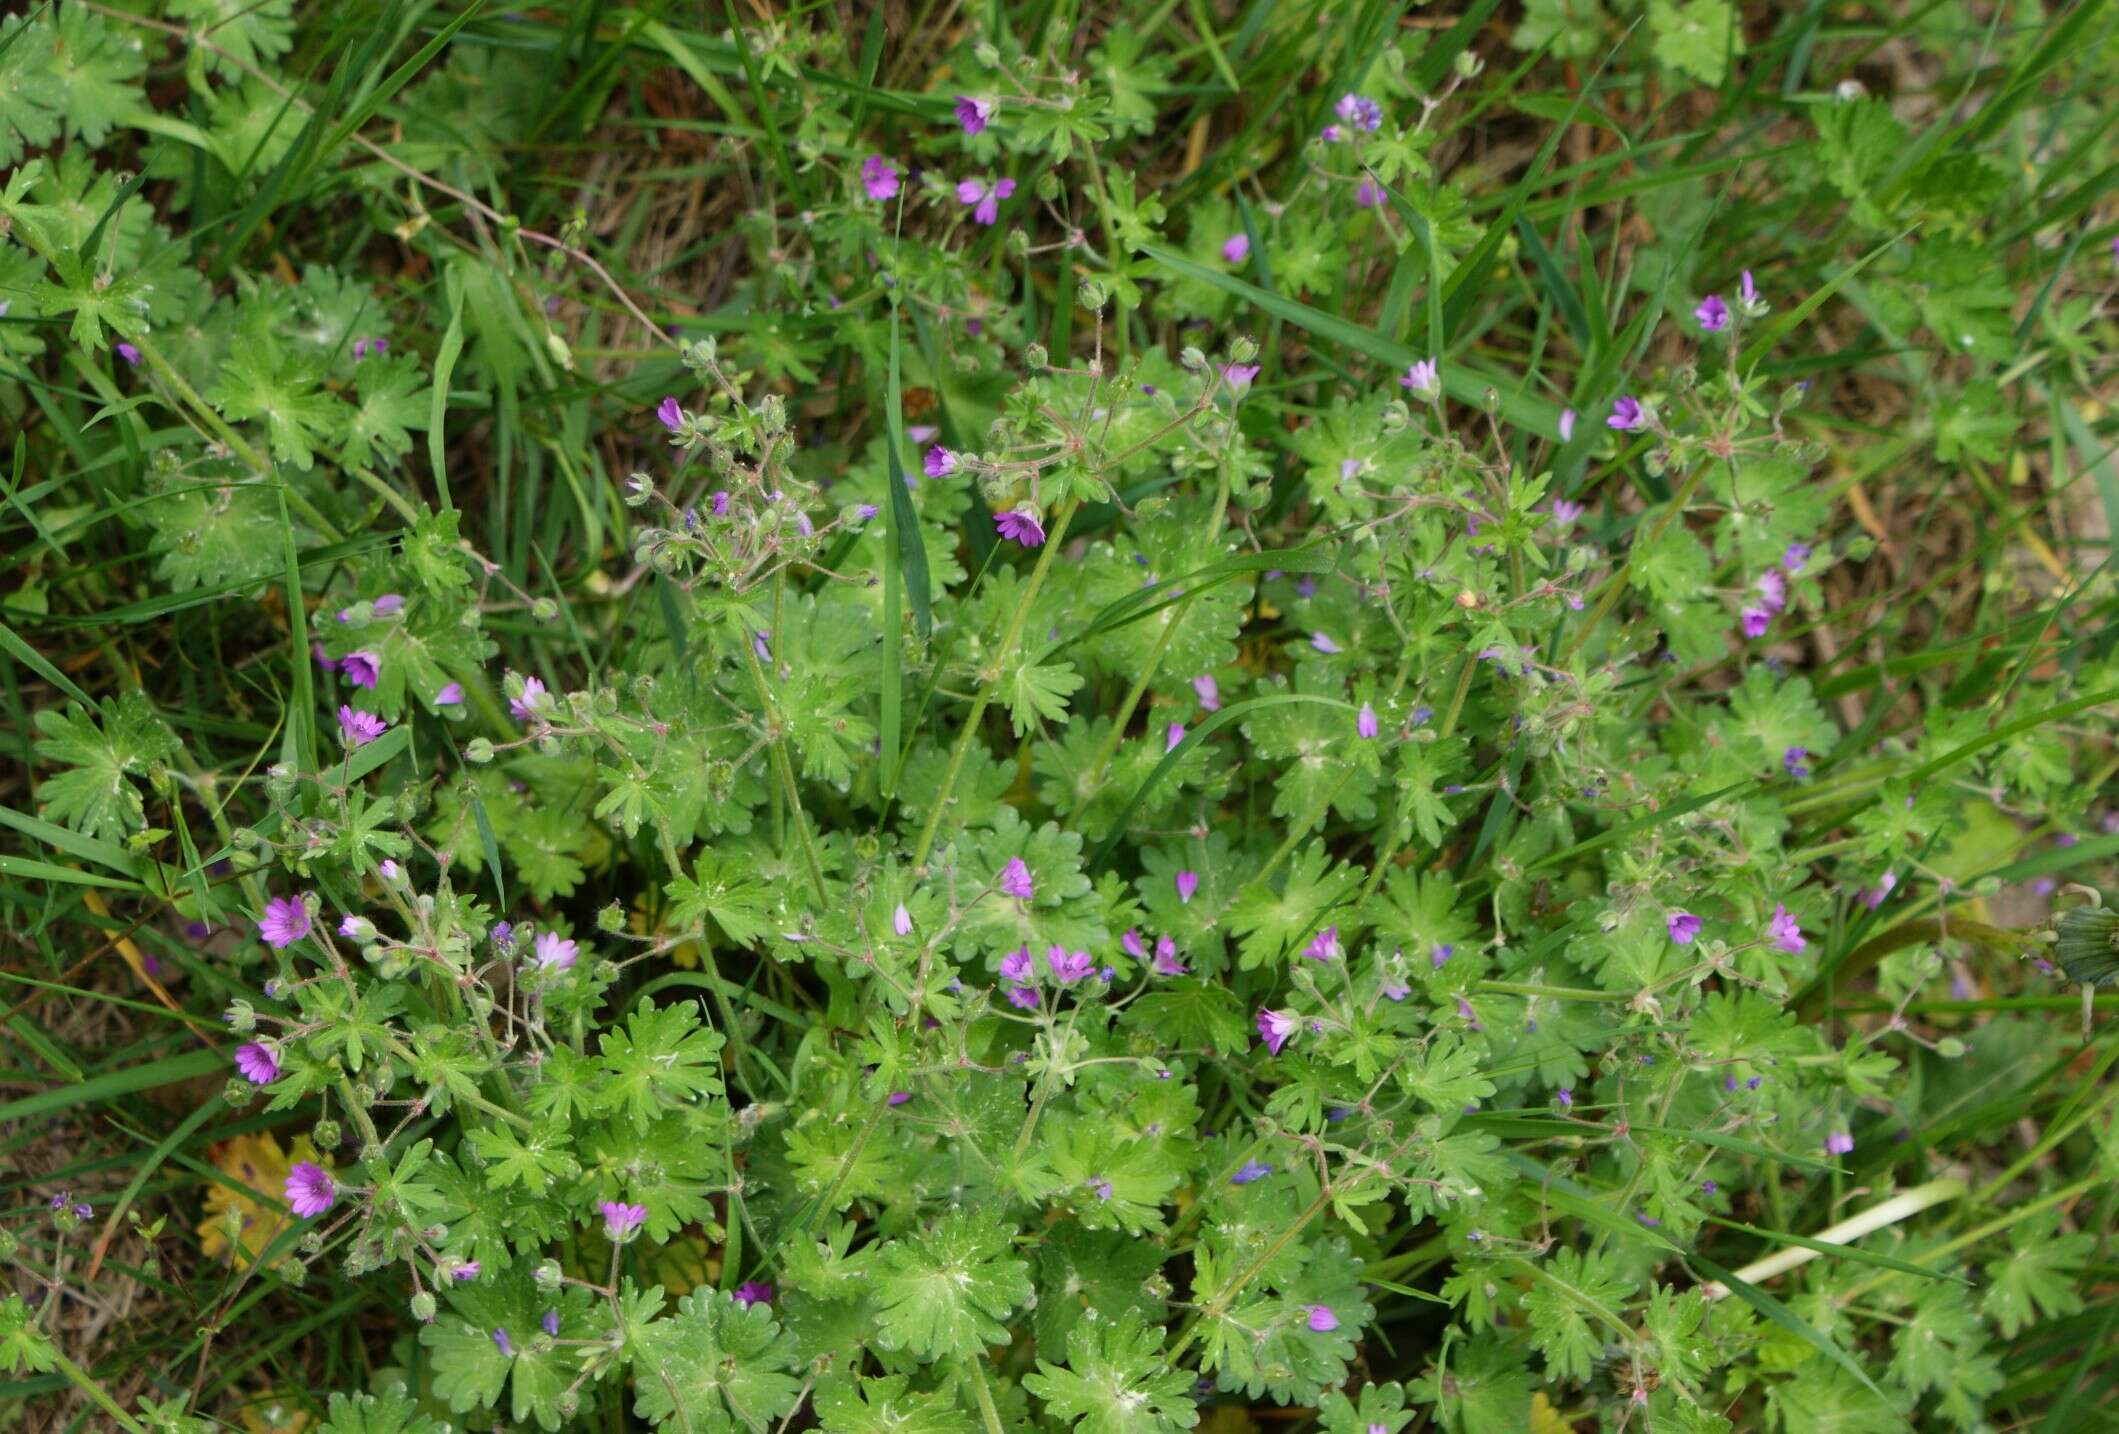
[198,1132,328,1270]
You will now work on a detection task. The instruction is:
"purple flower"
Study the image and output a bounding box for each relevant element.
[1006,985,1040,1009]
[234,1043,279,1085]
[1088,1178,1114,1201]
[1320,123,1343,143]
[887,1091,913,1106]
[1256,1008,1297,1054]
[1000,947,1034,983]
[1151,936,1186,977]
[490,921,516,952]
[1121,929,1146,960]
[371,595,406,619]
[1306,1304,1339,1332]
[753,630,772,663]
[1824,1130,1854,1157]
[892,903,913,936]
[1767,904,1805,954]
[285,1162,334,1217]
[337,705,386,747]
[1607,396,1646,431]
[1862,872,1898,910]
[1334,93,1382,132]
[1739,269,1759,306]
[856,503,878,520]
[656,396,683,433]
[1222,363,1261,393]
[599,1201,647,1240]
[533,931,577,971]
[1695,294,1729,331]
[1783,747,1810,780]
[1757,568,1787,612]
[733,1280,774,1307]
[954,95,995,135]
[860,155,900,201]
[1193,674,1220,711]
[1356,702,1378,739]
[1222,233,1250,263]
[1165,722,1185,753]
[924,445,958,478]
[510,676,548,721]
[449,1260,480,1281]
[312,643,338,673]
[1175,870,1199,904]
[955,176,1015,226]
[1551,498,1584,526]
[541,1309,560,1337]
[1230,1159,1273,1185]
[1430,943,1454,969]
[1310,632,1341,655]
[340,651,380,688]
[1354,178,1384,208]
[259,896,310,950]
[1740,607,1772,639]
[1045,946,1093,984]
[352,337,389,360]
[1556,1086,1574,1109]
[1304,925,1340,962]
[994,507,1045,547]
[1557,407,1576,441]
[711,490,730,515]
[1667,911,1702,945]
[1399,357,1440,398]
[116,341,142,367]
[434,682,464,706]
[492,1327,513,1357]
[999,856,1034,900]
[1782,542,1810,572]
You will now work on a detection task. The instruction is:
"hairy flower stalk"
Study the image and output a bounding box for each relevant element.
[909,498,1083,873]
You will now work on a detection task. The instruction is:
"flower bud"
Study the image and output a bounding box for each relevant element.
[531,598,559,623]
[1024,343,1048,370]
[597,902,625,934]
[624,473,654,507]
[410,1290,437,1321]
[464,738,495,764]
[533,1259,563,1290]
[312,1119,342,1149]
[225,1000,256,1033]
